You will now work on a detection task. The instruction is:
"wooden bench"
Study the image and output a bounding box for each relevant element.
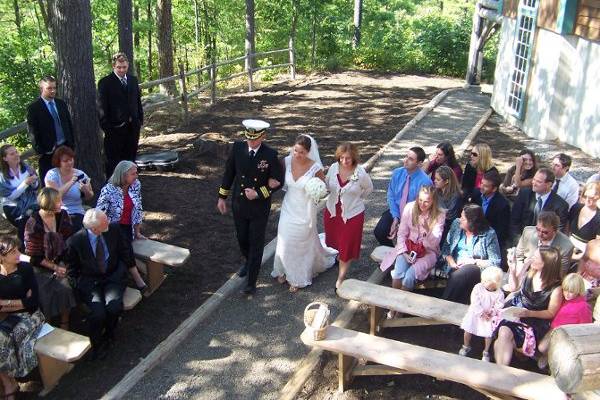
[337,279,467,334]
[123,287,142,310]
[132,238,190,296]
[34,327,91,396]
[301,324,566,399]
[370,245,448,290]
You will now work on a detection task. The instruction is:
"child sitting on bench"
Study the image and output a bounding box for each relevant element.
[459,266,504,362]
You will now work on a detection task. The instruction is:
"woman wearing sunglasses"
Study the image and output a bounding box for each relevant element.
[462,143,497,203]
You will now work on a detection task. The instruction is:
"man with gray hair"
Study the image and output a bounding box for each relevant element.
[66,208,135,359]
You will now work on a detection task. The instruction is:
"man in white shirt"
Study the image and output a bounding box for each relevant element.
[551,153,580,209]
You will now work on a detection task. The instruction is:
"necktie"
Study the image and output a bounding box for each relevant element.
[249,150,255,158]
[534,195,543,222]
[552,179,560,194]
[120,77,127,88]
[398,175,411,217]
[48,101,65,145]
[96,236,106,274]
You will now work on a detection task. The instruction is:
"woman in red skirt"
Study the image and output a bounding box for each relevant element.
[324,143,373,289]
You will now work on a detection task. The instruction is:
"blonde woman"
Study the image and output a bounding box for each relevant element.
[380,186,445,303]
[462,143,497,203]
[433,165,463,242]
[324,143,373,289]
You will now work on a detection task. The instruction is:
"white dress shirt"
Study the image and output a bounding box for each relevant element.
[554,172,579,209]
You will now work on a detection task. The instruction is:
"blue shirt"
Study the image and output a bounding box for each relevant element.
[387,167,432,218]
[45,168,88,215]
[481,192,495,215]
[86,229,109,265]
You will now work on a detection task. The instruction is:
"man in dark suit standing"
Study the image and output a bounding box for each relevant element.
[97,52,143,178]
[26,76,75,181]
[217,120,284,295]
[475,171,511,252]
[509,167,569,246]
[66,208,134,359]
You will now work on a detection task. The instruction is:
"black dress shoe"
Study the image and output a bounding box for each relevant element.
[237,266,248,278]
[241,286,256,295]
[91,342,108,361]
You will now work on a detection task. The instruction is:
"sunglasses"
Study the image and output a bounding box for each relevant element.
[471,152,479,157]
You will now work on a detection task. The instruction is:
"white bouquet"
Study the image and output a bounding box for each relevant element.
[305,177,328,204]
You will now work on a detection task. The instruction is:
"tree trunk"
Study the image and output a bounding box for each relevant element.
[118,0,136,76]
[49,0,104,189]
[244,0,256,71]
[147,0,153,83]
[13,0,22,35]
[156,0,176,95]
[134,5,141,79]
[311,5,317,66]
[352,0,362,49]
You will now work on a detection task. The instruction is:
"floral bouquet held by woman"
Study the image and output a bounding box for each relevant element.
[305,176,329,206]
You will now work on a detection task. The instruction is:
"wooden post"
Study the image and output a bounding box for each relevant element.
[288,43,296,80]
[178,63,189,124]
[369,305,383,336]
[338,354,356,393]
[247,53,254,92]
[210,60,217,105]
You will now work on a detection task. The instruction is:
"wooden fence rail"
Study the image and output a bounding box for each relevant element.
[0,45,295,151]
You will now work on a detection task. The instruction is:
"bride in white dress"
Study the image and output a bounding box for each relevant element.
[272,134,338,292]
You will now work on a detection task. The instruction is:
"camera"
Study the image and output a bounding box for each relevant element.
[409,251,417,262]
[76,173,86,182]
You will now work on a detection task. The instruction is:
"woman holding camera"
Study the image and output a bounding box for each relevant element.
[44,145,93,231]
[380,186,445,309]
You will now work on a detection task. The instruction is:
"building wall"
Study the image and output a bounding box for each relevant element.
[491,19,600,158]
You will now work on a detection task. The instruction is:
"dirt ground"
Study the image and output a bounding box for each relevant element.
[3,71,464,399]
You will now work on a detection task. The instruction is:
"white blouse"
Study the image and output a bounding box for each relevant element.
[325,162,373,222]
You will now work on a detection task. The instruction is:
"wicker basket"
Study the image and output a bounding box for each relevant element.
[304,302,330,341]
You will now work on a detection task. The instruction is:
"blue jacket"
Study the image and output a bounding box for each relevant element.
[441,218,501,271]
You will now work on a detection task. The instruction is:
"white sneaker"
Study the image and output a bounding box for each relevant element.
[458,345,471,356]
[481,351,490,362]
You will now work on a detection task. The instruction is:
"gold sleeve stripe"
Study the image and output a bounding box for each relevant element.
[260,186,270,198]
[219,187,231,196]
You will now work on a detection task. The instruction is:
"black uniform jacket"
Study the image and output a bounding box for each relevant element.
[219,141,284,219]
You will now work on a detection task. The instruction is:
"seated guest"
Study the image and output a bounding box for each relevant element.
[508,211,574,291]
[0,145,39,244]
[551,153,579,210]
[578,238,600,290]
[499,149,537,198]
[96,160,147,292]
[422,141,462,181]
[380,186,445,303]
[65,208,133,359]
[474,171,510,252]
[587,170,600,184]
[24,187,75,329]
[509,167,569,246]
[374,147,431,247]
[441,204,502,304]
[462,143,498,203]
[493,246,562,366]
[0,236,45,399]
[433,165,463,242]
[567,182,600,257]
[44,145,94,231]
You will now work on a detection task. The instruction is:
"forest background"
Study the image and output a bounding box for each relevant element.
[0,0,497,137]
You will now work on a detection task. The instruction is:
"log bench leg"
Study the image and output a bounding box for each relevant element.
[338,353,357,393]
[37,354,74,396]
[145,260,166,296]
[370,305,384,336]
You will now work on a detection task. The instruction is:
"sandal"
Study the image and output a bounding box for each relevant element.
[289,286,299,293]
[277,276,287,284]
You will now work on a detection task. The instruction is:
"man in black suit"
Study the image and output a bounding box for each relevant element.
[66,208,134,359]
[475,171,511,252]
[26,75,75,181]
[97,52,143,178]
[509,167,569,247]
[217,120,284,295]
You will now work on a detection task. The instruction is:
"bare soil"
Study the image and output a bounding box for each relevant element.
[4,71,464,399]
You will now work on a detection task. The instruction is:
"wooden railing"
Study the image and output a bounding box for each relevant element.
[0,45,296,151]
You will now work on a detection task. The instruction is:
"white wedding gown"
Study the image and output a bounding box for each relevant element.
[272,156,338,288]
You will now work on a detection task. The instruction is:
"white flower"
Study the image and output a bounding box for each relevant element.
[349,169,359,182]
[305,177,328,204]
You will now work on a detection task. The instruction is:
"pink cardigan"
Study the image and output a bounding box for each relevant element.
[380,201,446,280]
[550,296,593,329]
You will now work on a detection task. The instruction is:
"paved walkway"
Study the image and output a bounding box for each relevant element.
[123,88,491,399]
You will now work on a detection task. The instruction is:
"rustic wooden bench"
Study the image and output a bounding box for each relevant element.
[337,278,467,333]
[132,238,190,296]
[370,245,448,290]
[301,324,566,399]
[34,327,91,396]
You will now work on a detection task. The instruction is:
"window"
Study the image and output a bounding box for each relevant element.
[506,0,539,118]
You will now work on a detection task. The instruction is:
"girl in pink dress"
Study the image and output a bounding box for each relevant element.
[459,266,504,361]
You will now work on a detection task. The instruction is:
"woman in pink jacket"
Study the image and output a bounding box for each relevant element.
[380,186,445,304]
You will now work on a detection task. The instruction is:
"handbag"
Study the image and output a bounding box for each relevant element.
[0,314,21,334]
[405,239,426,259]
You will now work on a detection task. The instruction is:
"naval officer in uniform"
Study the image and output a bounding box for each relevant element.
[217,120,283,295]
